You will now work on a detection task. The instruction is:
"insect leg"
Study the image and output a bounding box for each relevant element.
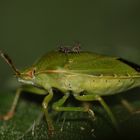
[21,85,47,95]
[42,89,54,135]
[0,88,21,120]
[117,95,134,113]
[95,96,118,130]
[0,86,47,120]
[52,93,90,112]
[74,94,118,131]
[117,96,140,115]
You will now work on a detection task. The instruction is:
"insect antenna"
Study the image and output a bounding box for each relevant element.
[0,50,20,76]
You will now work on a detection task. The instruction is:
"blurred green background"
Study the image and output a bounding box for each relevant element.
[0,0,140,86]
[0,0,140,140]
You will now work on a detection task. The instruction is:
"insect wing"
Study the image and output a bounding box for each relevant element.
[32,51,140,76]
[64,52,140,76]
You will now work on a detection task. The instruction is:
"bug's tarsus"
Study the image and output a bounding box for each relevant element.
[0,50,20,75]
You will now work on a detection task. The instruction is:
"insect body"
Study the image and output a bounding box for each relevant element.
[58,42,81,53]
[0,49,140,134]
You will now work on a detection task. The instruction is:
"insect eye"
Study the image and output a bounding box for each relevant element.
[32,67,37,76]
[33,68,36,74]
[25,67,36,78]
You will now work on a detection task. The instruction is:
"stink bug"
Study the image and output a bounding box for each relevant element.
[0,48,140,134]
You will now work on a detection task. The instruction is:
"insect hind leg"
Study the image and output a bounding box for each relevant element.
[117,95,140,116]
[117,95,135,113]
[73,94,119,131]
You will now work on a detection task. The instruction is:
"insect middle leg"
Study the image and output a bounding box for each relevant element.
[73,94,119,131]
[52,93,95,117]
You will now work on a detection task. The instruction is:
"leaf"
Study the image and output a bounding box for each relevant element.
[1,88,140,140]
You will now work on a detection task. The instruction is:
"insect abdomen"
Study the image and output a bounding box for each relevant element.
[53,73,140,96]
[84,76,140,96]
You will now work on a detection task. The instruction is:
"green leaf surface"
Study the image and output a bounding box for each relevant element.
[1,88,140,140]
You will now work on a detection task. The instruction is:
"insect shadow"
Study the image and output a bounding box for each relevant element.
[21,91,45,105]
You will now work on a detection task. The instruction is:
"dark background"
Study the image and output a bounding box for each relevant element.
[0,0,140,87]
[0,1,140,140]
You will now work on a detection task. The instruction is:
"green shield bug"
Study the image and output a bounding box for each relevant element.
[0,48,140,135]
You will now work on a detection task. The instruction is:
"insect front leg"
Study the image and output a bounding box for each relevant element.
[73,94,119,131]
[0,86,47,120]
[0,88,21,120]
[42,89,54,135]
